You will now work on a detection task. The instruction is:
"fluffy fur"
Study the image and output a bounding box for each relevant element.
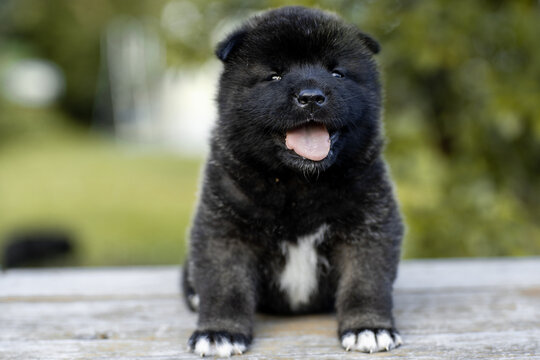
[183,6,404,356]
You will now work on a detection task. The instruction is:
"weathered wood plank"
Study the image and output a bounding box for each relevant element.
[1,258,540,359]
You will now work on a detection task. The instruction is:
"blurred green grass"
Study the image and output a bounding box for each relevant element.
[0,104,201,266]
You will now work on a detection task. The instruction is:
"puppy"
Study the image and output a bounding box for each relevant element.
[183,6,403,356]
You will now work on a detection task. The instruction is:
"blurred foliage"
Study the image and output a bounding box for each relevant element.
[0,0,169,122]
[357,0,540,257]
[1,0,539,264]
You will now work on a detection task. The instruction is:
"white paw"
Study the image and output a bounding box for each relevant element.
[188,331,250,357]
[187,294,200,311]
[340,329,402,353]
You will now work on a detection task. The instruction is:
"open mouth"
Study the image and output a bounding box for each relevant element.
[285,122,339,162]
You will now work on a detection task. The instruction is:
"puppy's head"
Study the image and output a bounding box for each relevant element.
[214,6,383,175]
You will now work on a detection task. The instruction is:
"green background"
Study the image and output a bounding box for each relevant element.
[1,0,539,266]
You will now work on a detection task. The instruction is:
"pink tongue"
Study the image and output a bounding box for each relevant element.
[285,123,330,161]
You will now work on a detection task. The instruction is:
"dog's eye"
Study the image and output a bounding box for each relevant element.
[267,74,282,81]
[331,70,344,78]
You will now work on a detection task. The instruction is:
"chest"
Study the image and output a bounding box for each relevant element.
[277,223,329,310]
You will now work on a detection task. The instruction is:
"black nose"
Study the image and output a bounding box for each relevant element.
[296,88,326,107]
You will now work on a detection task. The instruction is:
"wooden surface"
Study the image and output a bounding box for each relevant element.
[1,258,540,359]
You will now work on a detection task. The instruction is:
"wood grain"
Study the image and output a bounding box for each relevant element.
[1,258,539,359]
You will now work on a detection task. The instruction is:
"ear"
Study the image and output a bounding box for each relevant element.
[359,32,381,54]
[215,29,247,62]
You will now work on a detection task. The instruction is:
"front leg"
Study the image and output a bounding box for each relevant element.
[188,237,257,357]
[334,234,402,353]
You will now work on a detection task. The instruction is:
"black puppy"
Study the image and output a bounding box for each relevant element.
[183,6,403,356]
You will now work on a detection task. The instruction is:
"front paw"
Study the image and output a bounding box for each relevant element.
[188,330,252,357]
[340,328,402,353]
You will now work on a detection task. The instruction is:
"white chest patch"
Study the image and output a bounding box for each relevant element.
[279,224,328,310]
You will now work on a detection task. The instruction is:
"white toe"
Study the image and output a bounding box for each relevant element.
[232,341,247,355]
[376,330,394,351]
[216,339,234,357]
[194,337,211,356]
[394,332,403,346]
[356,330,377,353]
[341,333,356,351]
